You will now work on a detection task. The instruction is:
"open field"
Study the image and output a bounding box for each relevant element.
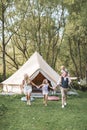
[0,91,87,130]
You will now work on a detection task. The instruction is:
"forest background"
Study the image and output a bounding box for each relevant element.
[0,0,87,84]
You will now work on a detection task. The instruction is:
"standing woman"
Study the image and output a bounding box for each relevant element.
[21,74,37,105]
[60,71,71,108]
[39,79,53,106]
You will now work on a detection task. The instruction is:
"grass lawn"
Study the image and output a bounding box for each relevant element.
[0,91,87,130]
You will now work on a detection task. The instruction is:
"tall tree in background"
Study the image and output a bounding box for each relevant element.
[63,0,87,79]
[10,0,67,70]
[0,0,9,80]
[0,0,30,76]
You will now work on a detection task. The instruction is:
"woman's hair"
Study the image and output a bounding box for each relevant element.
[43,79,48,84]
[24,74,30,84]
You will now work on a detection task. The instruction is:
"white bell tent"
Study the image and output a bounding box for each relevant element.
[1,52,60,93]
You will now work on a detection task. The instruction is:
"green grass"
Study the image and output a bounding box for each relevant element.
[0,91,87,130]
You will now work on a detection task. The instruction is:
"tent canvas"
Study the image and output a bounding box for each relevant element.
[1,52,60,93]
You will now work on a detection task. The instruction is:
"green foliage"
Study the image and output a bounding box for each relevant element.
[0,73,3,82]
[0,104,8,116]
[71,81,87,91]
[62,0,87,78]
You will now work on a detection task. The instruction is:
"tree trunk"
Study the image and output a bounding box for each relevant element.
[68,38,79,79]
[1,2,6,80]
[77,41,82,79]
[86,62,87,84]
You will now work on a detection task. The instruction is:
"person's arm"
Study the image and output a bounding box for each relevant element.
[21,80,25,87]
[48,83,54,90]
[68,77,71,85]
[57,76,62,86]
[53,84,58,90]
[38,84,43,88]
[30,80,38,88]
[20,80,25,93]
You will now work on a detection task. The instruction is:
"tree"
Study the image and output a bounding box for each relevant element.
[0,0,14,80]
[62,0,87,79]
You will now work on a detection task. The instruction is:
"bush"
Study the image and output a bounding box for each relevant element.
[71,81,87,91]
[0,73,3,82]
[80,85,87,91]
[0,104,8,116]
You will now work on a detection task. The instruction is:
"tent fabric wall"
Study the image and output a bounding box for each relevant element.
[1,52,60,93]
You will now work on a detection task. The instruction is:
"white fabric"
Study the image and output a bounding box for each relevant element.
[42,84,49,95]
[1,52,60,93]
[24,85,32,95]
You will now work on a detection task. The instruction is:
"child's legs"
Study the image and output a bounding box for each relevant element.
[43,95,45,103]
[24,89,31,100]
[26,92,31,105]
[45,94,48,104]
[27,88,32,100]
[27,92,31,100]
[43,94,48,105]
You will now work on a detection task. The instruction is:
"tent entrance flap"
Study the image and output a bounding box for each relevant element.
[32,72,53,92]
[32,72,46,85]
[31,70,54,86]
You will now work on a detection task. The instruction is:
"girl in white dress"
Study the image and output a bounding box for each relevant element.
[22,74,37,105]
[39,79,53,106]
